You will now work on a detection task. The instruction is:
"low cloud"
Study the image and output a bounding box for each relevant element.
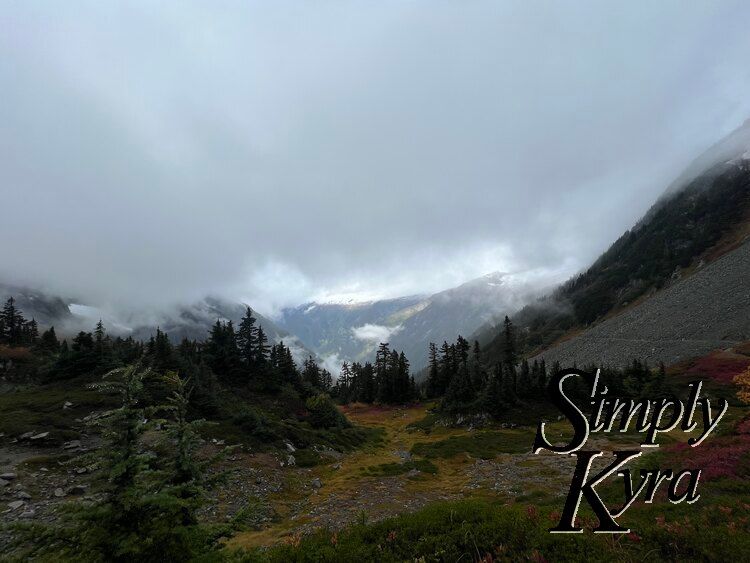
[2,3,750,316]
[352,324,402,343]
[320,353,344,378]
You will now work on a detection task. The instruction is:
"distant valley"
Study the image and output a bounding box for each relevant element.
[278,271,545,371]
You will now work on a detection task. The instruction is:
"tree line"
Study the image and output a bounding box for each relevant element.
[332,342,417,404]
[1,296,673,416]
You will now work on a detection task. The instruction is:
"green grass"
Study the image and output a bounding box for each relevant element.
[411,430,531,460]
[0,377,117,443]
[235,493,750,562]
[405,413,441,434]
[197,384,386,458]
[359,459,438,477]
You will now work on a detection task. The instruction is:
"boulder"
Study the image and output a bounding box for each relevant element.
[7,500,25,510]
[0,472,17,481]
[67,484,88,496]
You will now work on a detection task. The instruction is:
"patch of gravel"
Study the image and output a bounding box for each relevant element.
[534,238,750,368]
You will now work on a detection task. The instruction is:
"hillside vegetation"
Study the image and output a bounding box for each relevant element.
[481,158,750,362]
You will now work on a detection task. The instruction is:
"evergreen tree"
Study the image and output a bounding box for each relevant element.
[360,362,375,403]
[255,325,270,365]
[427,342,439,397]
[471,340,486,390]
[538,359,548,392]
[24,318,39,344]
[237,307,258,369]
[396,351,411,401]
[320,368,333,391]
[1,297,23,345]
[302,356,322,389]
[480,363,505,418]
[21,364,216,561]
[437,341,452,395]
[517,359,531,398]
[375,342,392,403]
[501,362,518,406]
[502,315,517,369]
[204,320,241,382]
[38,326,60,353]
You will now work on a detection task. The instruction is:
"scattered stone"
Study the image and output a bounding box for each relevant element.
[19,431,34,440]
[40,467,49,472]
[0,479,9,487]
[311,478,322,489]
[406,469,421,478]
[54,488,65,498]
[7,500,25,510]
[30,431,50,440]
[285,442,296,453]
[331,463,341,470]
[393,450,412,462]
[19,509,36,519]
[287,455,296,466]
[63,401,74,409]
[63,440,82,450]
[75,467,88,475]
[0,472,17,481]
[67,485,88,495]
[17,491,32,500]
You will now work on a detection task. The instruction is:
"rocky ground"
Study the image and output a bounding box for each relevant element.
[534,238,750,369]
[0,434,103,545]
[0,403,644,554]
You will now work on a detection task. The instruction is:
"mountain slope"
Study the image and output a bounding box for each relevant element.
[388,273,537,369]
[480,121,750,367]
[0,283,315,364]
[280,272,543,371]
[129,296,314,364]
[279,295,426,365]
[532,235,750,368]
[0,283,73,329]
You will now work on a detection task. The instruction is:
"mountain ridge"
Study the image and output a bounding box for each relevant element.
[478,121,750,368]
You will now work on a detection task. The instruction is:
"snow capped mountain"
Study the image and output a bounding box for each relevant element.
[279,271,547,372]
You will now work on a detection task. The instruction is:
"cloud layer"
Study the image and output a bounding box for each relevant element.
[2,2,750,317]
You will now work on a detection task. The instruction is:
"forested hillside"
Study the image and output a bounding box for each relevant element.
[480,155,750,362]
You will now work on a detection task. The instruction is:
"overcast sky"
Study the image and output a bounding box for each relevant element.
[2,1,750,317]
